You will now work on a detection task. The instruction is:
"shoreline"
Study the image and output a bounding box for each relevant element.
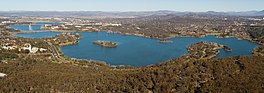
[6,25,263,67]
[9,23,261,46]
[43,29,264,45]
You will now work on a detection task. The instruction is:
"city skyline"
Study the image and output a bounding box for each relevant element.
[0,0,263,12]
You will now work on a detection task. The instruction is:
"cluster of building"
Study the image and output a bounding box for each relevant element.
[0,42,47,54]
[102,15,264,39]
[247,17,264,21]
[0,17,17,25]
[0,20,17,24]
[42,22,121,32]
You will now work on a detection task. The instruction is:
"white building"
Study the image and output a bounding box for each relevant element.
[22,43,32,51]
[21,43,47,53]
[31,47,39,53]
[75,26,81,28]
[39,48,47,52]
[103,23,122,27]
[1,43,17,50]
[0,73,6,78]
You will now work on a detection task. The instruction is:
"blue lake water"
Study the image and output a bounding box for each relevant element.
[9,23,61,38]
[12,32,61,38]
[9,24,260,66]
[60,32,259,66]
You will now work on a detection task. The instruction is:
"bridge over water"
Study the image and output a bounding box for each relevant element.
[20,30,51,33]
[16,24,52,33]
[20,23,52,32]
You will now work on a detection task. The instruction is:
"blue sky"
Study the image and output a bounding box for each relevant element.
[0,0,263,12]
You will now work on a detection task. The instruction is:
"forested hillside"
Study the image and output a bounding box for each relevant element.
[0,56,263,92]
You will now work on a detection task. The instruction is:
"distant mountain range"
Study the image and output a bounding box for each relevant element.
[203,10,264,16]
[256,10,264,15]
[0,10,263,17]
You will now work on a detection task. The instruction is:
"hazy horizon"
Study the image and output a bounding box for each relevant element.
[0,0,263,12]
[0,10,263,13]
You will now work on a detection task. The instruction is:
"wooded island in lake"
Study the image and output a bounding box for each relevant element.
[93,40,118,48]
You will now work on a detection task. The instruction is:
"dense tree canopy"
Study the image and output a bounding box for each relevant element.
[0,56,263,92]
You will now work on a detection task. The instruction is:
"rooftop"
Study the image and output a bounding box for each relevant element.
[0,73,7,77]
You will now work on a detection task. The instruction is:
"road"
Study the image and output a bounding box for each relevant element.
[46,42,68,63]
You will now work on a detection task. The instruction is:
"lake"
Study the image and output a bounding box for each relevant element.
[9,22,61,38]
[9,23,260,66]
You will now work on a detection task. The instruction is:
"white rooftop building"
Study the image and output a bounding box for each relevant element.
[0,73,7,78]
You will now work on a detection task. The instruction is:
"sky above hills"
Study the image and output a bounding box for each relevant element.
[0,0,263,12]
